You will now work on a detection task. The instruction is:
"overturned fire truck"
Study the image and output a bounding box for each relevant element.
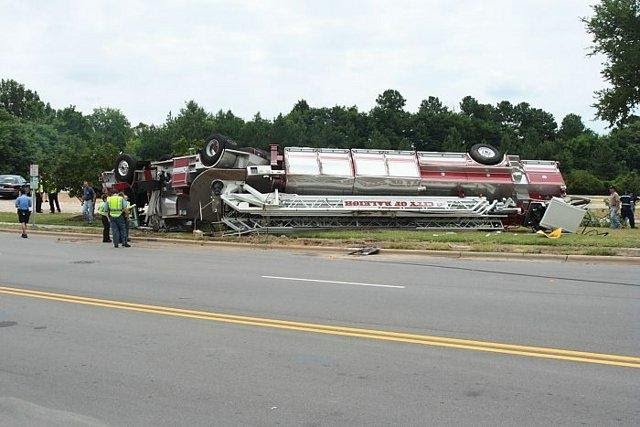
[101,133,587,234]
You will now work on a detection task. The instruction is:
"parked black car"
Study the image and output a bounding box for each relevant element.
[0,175,30,198]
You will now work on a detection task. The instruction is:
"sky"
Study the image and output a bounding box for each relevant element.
[0,0,609,132]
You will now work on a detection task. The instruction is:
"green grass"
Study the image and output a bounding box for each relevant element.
[214,226,639,256]
[288,228,640,249]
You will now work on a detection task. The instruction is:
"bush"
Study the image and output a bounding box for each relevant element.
[566,170,605,195]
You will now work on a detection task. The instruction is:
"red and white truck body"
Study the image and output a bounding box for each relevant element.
[102,134,582,233]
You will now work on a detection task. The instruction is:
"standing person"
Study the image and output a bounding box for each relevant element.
[90,181,97,217]
[121,192,130,243]
[107,191,130,248]
[122,194,132,242]
[96,194,111,243]
[45,179,61,213]
[620,191,636,229]
[35,177,43,213]
[48,189,61,213]
[15,188,32,238]
[607,186,621,229]
[82,180,95,224]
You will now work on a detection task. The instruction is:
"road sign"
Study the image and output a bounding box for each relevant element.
[30,164,39,177]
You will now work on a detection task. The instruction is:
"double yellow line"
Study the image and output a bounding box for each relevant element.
[1,285,638,368]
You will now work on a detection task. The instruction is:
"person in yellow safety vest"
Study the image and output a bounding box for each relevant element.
[107,192,130,248]
[96,194,111,244]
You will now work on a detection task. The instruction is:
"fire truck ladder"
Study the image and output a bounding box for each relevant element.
[219,185,517,234]
[220,214,506,235]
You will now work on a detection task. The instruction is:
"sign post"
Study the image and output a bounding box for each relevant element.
[29,164,38,225]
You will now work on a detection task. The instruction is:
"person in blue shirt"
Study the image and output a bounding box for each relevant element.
[15,188,32,238]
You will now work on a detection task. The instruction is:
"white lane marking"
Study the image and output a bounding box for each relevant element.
[260,275,405,289]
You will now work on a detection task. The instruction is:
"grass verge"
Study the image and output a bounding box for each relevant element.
[1,212,637,256]
[0,212,101,228]
[219,228,639,256]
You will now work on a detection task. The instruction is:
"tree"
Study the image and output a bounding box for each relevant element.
[558,114,587,140]
[239,113,272,148]
[368,129,392,149]
[49,133,118,196]
[613,171,640,194]
[592,141,620,179]
[583,0,640,126]
[563,133,601,171]
[411,96,452,150]
[460,96,493,121]
[441,127,465,152]
[53,106,92,137]
[513,102,557,142]
[166,101,215,154]
[0,79,50,120]
[375,89,406,111]
[418,96,448,115]
[565,170,605,194]
[291,99,310,113]
[211,109,245,141]
[371,89,409,149]
[134,124,173,160]
[606,117,640,171]
[0,115,40,175]
[88,108,133,152]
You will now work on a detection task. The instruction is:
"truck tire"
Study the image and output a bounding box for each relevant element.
[114,154,137,183]
[200,133,237,167]
[469,143,503,165]
[524,201,546,231]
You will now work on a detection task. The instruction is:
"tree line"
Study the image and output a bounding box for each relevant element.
[1,79,639,196]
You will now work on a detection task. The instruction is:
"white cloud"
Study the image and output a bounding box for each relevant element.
[0,0,607,131]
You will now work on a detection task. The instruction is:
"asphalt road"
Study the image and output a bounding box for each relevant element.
[0,233,638,425]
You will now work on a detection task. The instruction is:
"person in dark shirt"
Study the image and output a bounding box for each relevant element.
[15,188,32,238]
[44,176,61,213]
[97,194,111,243]
[35,177,43,213]
[620,192,636,229]
[82,180,95,223]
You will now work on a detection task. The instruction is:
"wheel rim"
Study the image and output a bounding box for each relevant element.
[118,160,130,176]
[477,146,496,158]
[205,139,220,157]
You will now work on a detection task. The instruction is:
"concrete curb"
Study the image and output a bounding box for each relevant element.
[1,226,638,265]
